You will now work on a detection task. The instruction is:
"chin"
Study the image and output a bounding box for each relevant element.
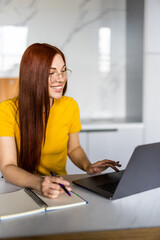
[55,95,63,99]
[49,93,63,100]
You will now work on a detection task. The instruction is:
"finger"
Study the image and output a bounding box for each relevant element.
[101,161,121,167]
[112,166,120,172]
[90,162,107,168]
[91,160,116,168]
[50,182,72,194]
[101,159,116,164]
[90,162,112,169]
[111,161,122,168]
[115,162,122,167]
[105,164,120,172]
[51,182,63,191]
[44,192,60,199]
[90,163,120,173]
[42,186,64,199]
[49,188,64,196]
[42,184,62,195]
[42,179,63,192]
[65,186,72,192]
[50,176,70,187]
[102,160,121,166]
[51,182,72,193]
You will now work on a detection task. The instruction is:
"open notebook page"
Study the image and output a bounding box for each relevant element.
[0,189,45,220]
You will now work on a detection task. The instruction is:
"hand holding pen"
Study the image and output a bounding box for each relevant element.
[50,171,71,197]
[41,171,72,199]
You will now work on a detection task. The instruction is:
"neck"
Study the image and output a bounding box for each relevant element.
[50,98,54,108]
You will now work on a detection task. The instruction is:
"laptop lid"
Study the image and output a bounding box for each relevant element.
[113,142,160,199]
[73,142,160,200]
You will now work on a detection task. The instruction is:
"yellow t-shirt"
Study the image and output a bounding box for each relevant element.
[0,96,81,175]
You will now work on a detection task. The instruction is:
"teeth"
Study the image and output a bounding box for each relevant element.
[52,86,62,89]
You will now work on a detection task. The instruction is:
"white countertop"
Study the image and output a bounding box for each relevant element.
[1,175,160,238]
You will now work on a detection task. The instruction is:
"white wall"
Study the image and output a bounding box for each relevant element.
[0,0,126,120]
[143,0,160,143]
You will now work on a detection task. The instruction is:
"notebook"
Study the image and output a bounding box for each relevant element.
[73,142,160,200]
[0,188,88,220]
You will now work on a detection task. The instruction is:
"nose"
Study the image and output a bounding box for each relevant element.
[56,73,65,82]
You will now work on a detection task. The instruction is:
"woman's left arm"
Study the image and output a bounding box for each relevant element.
[67,132,121,174]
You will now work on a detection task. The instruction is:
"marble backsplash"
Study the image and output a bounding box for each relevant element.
[0,0,126,120]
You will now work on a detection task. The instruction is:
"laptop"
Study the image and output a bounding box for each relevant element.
[73,142,160,200]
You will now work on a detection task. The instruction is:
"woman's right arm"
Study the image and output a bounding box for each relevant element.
[0,137,71,198]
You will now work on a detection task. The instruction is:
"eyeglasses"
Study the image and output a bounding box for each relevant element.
[49,68,72,82]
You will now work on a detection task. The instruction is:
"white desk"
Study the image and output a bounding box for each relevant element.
[1,174,160,239]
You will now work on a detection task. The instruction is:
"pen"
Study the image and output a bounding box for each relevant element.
[50,171,71,197]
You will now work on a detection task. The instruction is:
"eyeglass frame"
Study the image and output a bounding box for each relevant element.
[49,68,72,82]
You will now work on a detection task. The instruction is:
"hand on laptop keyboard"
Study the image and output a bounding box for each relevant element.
[86,159,122,174]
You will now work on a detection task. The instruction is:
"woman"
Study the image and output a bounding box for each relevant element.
[0,43,121,199]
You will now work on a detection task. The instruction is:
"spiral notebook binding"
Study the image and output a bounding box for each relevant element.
[24,188,48,208]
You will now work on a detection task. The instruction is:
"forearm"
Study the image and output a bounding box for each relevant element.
[2,164,43,192]
[68,146,91,172]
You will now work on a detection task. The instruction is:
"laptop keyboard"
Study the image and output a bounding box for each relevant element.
[97,181,119,193]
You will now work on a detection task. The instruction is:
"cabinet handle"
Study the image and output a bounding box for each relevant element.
[80,129,118,133]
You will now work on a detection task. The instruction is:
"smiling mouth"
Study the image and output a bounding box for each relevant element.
[50,86,63,93]
[52,86,62,89]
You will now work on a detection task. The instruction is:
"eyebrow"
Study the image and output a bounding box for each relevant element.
[50,64,66,70]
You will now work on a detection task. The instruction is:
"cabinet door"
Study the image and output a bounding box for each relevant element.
[88,128,144,172]
[66,127,144,174]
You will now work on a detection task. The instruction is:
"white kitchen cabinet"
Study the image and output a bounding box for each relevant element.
[66,123,144,174]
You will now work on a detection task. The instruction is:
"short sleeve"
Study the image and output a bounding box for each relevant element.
[69,99,81,134]
[0,101,15,136]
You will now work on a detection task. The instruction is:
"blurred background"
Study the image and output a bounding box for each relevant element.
[0,0,159,173]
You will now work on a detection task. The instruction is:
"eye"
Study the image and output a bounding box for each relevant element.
[50,71,58,75]
[61,67,67,73]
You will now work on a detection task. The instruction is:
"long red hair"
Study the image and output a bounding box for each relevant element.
[18,43,67,173]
